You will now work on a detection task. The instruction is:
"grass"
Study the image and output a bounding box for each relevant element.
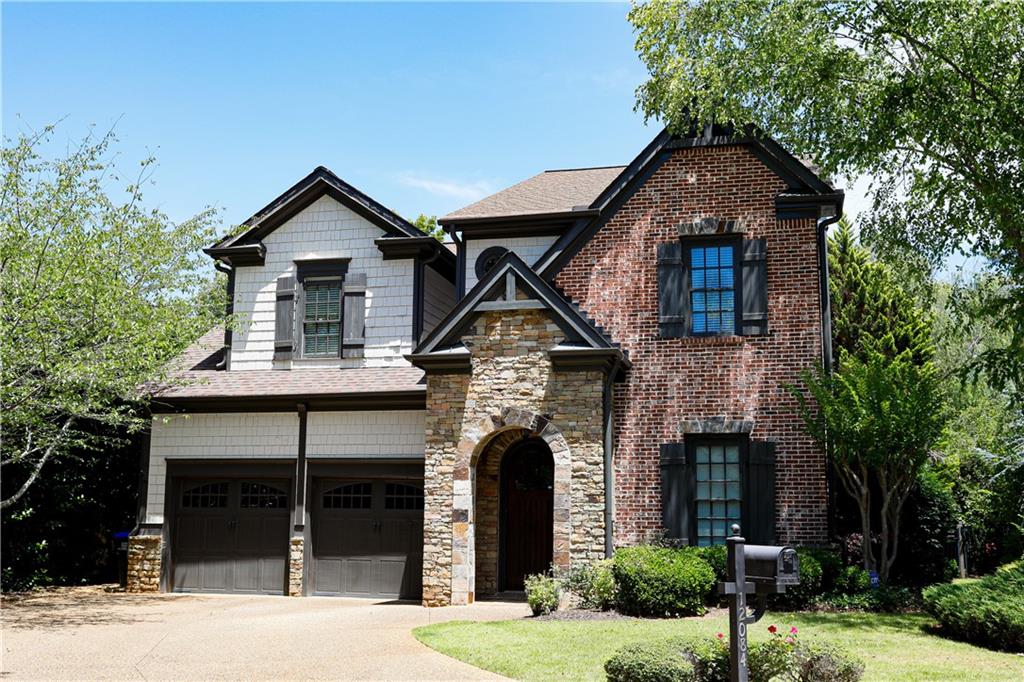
[413,611,1024,681]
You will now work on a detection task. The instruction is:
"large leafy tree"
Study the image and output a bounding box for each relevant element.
[630,0,1024,399]
[1,126,220,511]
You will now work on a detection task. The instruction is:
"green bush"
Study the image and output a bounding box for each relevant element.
[803,548,844,593]
[892,469,958,586]
[821,585,921,612]
[772,550,823,610]
[923,561,1024,652]
[559,559,616,611]
[696,545,728,584]
[524,573,560,617]
[604,640,696,682]
[834,565,872,594]
[605,632,863,682]
[791,642,865,682]
[612,546,716,617]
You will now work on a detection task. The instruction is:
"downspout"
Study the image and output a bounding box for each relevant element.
[816,208,842,542]
[213,260,234,371]
[445,226,466,301]
[603,355,623,558]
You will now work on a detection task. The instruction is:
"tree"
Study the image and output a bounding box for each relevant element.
[794,346,947,582]
[0,125,221,510]
[630,0,1024,401]
[828,218,932,366]
[412,213,445,241]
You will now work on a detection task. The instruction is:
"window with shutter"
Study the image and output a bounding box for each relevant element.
[660,436,775,546]
[689,243,739,335]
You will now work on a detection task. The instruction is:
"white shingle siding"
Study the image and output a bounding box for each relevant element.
[145,409,426,523]
[422,266,456,337]
[464,235,558,291]
[307,410,425,457]
[230,195,416,370]
[145,412,299,524]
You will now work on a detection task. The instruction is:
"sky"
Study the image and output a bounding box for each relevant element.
[4,2,870,235]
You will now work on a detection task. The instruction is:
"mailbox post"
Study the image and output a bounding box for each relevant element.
[720,524,800,682]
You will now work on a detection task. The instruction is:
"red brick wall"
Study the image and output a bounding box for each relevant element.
[554,145,828,547]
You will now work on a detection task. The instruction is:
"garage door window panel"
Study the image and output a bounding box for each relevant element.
[385,483,424,511]
[323,481,373,509]
[241,482,289,509]
[182,482,229,508]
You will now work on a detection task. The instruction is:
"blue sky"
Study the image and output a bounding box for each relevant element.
[3,2,672,228]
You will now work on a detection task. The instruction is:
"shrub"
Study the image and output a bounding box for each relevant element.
[923,560,1024,652]
[696,545,728,584]
[772,549,823,610]
[791,642,865,682]
[604,640,696,682]
[605,629,863,682]
[559,559,616,611]
[803,548,844,593]
[524,573,560,616]
[612,546,715,617]
[892,469,958,586]
[834,565,872,594]
[821,584,922,612]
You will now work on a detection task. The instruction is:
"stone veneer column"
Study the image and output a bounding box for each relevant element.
[288,538,304,596]
[126,535,162,592]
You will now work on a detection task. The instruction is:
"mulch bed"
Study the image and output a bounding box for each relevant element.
[532,608,637,621]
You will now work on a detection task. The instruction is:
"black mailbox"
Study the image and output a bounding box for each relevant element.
[743,544,800,586]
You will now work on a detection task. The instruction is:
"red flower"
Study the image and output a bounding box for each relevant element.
[767,625,777,634]
[790,626,798,635]
[716,632,725,639]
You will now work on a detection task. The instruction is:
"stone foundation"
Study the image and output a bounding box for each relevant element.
[288,537,304,596]
[422,309,607,606]
[126,535,162,593]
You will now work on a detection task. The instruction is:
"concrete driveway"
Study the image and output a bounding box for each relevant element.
[1,586,530,680]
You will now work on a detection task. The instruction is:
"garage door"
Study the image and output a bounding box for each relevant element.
[312,479,423,599]
[171,479,290,595]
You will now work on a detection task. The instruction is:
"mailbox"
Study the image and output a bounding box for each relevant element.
[743,544,800,586]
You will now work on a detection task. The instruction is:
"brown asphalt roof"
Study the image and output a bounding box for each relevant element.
[152,328,425,401]
[440,166,626,222]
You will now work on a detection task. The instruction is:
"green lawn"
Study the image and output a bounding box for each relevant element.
[413,611,1024,681]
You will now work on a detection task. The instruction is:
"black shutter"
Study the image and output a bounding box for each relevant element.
[342,273,366,359]
[657,242,689,338]
[743,440,776,544]
[741,238,768,336]
[274,275,296,360]
[660,442,695,544]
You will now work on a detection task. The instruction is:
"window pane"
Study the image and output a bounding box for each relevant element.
[695,446,710,463]
[711,481,725,498]
[721,290,734,311]
[707,314,721,333]
[693,312,707,333]
[712,464,725,481]
[692,269,705,289]
[720,267,734,288]
[719,245,733,263]
[692,248,706,268]
[697,501,711,517]
[705,248,719,268]
[697,482,710,498]
[692,292,706,312]
[710,446,724,463]
[725,446,740,463]
[725,463,740,480]
[728,501,741,519]
[727,482,741,499]
[696,464,711,482]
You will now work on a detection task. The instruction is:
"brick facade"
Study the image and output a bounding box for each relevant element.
[554,145,828,546]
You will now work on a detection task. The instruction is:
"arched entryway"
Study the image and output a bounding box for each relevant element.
[499,438,554,591]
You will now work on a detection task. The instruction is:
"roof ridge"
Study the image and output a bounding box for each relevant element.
[543,165,627,173]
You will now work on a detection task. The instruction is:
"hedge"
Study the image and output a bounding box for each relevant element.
[923,561,1024,652]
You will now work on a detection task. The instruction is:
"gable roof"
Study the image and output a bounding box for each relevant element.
[205,166,454,271]
[533,125,842,279]
[439,166,625,225]
[407,250,628,373]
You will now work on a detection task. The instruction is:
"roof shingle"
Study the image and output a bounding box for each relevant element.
[440,166,625,222]
[152,328,425,402]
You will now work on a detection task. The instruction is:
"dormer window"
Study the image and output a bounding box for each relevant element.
[302,280,342,357]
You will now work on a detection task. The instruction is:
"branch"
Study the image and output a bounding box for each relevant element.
[0,418,73,510]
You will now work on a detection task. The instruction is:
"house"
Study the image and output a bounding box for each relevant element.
[128,126,842,606]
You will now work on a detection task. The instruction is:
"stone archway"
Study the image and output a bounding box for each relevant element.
[446,407,572,604]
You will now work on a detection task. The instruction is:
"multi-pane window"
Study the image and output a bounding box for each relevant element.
[303,281,341,357]
[182,482,229,509]
[322,482,372,510]
[690,244,736,335]
[240,482,288,509]
[695,443,742,546]
[384,483,424,511]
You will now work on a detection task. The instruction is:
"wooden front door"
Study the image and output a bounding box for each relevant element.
[501,439,554,591]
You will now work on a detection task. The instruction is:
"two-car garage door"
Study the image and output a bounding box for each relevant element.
[169,473,423,599]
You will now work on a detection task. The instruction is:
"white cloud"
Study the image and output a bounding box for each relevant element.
[397,172,498,203]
